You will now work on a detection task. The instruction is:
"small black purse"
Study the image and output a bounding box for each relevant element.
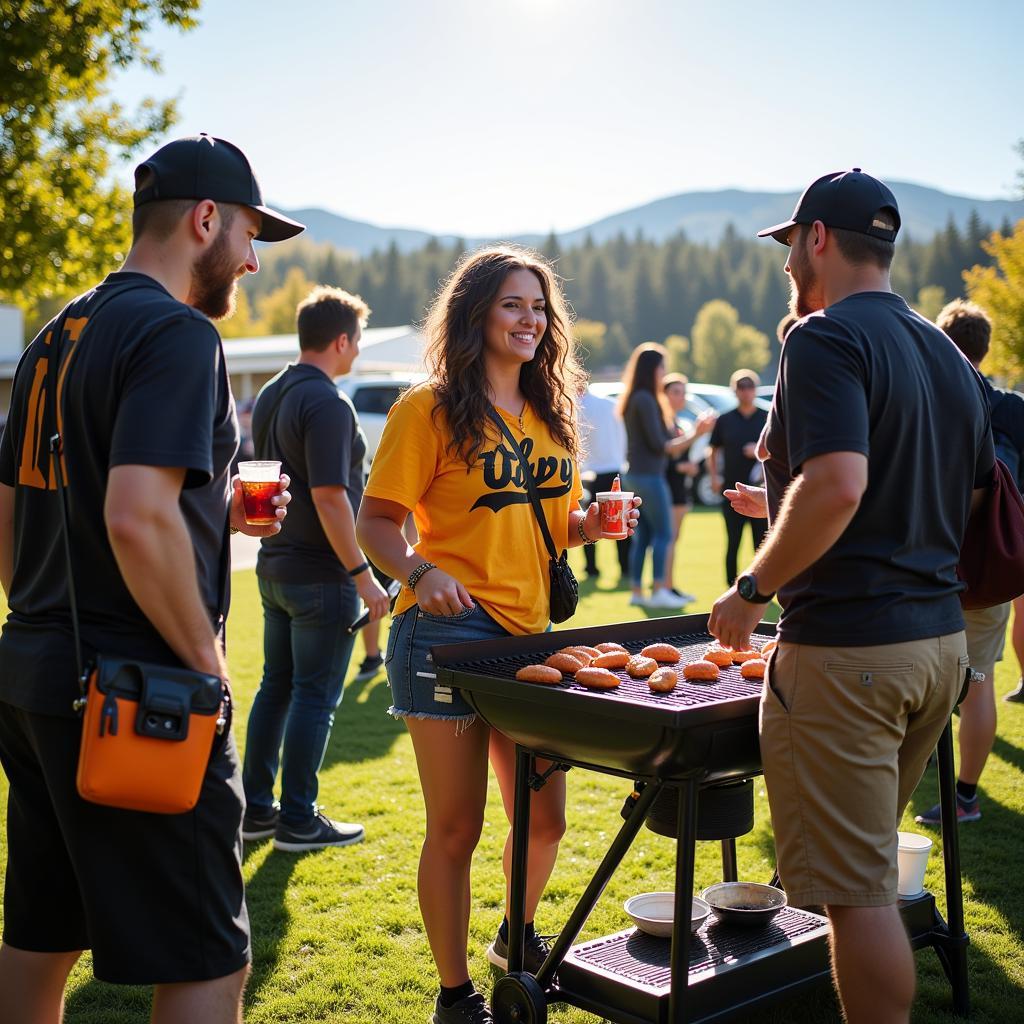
[487,408,579,623]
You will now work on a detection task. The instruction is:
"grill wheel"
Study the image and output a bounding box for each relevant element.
[491,971,547,1023]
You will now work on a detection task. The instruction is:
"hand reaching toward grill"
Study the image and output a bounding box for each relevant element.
[723,483,768,520]
[708,587,767,653]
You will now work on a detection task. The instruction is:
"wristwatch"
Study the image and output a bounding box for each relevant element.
[736,573,774,604]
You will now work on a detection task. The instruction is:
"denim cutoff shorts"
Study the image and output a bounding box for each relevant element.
[385,602,510,723]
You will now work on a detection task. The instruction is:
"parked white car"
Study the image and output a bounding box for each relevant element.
[336,374,425,464]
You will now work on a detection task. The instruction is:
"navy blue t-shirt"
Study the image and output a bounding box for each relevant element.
[763,291,993,646]
[254,364,367,584]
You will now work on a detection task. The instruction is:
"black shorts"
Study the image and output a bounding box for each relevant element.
[666,466,693,506]
[0,701,250,985]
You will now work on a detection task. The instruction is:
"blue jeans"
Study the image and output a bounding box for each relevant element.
[242,578,358,827]
[624,472,673,587]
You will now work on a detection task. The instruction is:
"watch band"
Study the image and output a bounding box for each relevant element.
[347,560,370,578]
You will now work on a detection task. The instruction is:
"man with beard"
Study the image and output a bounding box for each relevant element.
[0,135,302,1023]
[709,170,992,1024]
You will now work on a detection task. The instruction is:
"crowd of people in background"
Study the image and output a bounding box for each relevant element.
[1,136,1023,1024]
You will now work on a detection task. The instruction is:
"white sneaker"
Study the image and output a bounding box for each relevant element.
[647,588,684,609]
[670,589,696,604]
[629,593,650,607]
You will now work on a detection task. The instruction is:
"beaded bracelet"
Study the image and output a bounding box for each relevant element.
[577,518,597,545]
[407,561,438,591]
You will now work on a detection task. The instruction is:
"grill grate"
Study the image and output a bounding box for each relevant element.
[568,907,826,988]
[450,629,774,710]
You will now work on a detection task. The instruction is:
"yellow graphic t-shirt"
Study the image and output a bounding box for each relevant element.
[364,384,582,636]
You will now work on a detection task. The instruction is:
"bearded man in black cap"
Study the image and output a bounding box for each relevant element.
[0,135,302,1023]
[709,170,993,1024]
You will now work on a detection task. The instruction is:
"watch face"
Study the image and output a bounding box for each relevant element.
[737,575,755,600]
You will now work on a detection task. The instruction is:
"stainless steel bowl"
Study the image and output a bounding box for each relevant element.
[701,881,787,926]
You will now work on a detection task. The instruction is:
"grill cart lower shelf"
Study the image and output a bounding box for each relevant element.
[557,908,831,1024]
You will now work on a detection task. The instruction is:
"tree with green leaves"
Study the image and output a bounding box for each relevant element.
[1,0,200,328]
[689,300,769,384]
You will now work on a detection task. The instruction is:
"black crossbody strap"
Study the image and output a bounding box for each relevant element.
[486,407,560,562]
[252,372,314,457]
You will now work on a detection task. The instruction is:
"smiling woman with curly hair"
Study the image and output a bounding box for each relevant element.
[356,244,640,1023]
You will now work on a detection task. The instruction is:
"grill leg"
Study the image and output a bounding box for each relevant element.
[935,718,970,1016]
[669,778,699,1024]
[720,838,738,883]
[532,779,666,991]
[507,745,534,976]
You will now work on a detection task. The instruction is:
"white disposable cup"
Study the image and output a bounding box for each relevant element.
[596,491,633,540]
[896,831,933,897]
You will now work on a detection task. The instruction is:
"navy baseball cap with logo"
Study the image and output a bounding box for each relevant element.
[757,169,901,246]
[133,134,305,242]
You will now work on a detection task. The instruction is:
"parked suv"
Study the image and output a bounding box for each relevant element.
[336,374,424,465]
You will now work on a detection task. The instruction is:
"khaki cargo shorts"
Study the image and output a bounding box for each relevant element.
[963,603,1011,680]
[760,633,968,908]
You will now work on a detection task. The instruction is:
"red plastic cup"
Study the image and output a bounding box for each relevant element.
[238,461,282,526]
[596,490,633,539]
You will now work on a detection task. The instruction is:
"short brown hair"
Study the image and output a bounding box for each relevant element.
[831,218,896,270]
[936,299,992,365]
[296,286,371,352]
[131,167,240,242]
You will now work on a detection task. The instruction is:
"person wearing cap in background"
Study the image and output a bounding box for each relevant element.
[706,367,768,585]
[0,134,302,1023]
[708,169,993,1024]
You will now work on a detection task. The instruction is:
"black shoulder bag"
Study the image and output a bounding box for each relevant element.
[487,408,578,623]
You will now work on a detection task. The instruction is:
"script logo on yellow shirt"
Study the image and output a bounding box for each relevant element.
[470,436,574,513]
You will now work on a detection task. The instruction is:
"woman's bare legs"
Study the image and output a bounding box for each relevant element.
[489,731,567,923]
[407,716,492,986]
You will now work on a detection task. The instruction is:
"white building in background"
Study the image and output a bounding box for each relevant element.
[0,318,425,415]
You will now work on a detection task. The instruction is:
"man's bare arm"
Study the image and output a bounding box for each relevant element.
[105,465,225,678]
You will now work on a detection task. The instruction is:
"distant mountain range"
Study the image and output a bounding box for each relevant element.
[277,183,1024,257]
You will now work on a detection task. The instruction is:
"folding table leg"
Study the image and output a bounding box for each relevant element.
[668,778,699,1024]
[935,719,970,1016]
[720,838,738,883]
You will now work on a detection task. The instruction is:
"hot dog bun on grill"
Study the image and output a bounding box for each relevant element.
[593,651,629,670]
[683,660,719,681]
[641,643,682,664]
[626,655,658,678]
[545,652,585,674]
[575,667,621,689]
[516,665,563,685]
[648,667,679,692]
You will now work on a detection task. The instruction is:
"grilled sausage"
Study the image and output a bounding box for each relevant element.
[648,667,679,692]
[516,665,564,685]
[575,667,622,690]
[640,643,682,664]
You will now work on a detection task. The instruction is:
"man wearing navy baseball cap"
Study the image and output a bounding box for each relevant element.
[0,135,302,1021]
[709,169,993,1024]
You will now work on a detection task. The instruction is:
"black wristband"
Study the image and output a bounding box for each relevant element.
[347,561,370,578]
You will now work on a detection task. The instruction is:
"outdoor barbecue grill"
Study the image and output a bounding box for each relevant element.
[433,612,969,1024]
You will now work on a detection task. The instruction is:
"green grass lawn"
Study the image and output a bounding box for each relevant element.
[2,507,1023,1022]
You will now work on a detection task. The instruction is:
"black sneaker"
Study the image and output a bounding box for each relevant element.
[354,653,384,681]
[273,810,365,852]
[1005,678,1024,704]
[486,928,552,974]
[241,806,279,841]
[431,992,493,1024]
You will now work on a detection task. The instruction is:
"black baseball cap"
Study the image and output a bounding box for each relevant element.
[757,169,900,246]
[133,134,305,242]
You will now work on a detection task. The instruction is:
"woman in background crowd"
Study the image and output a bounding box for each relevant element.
[619,344,713,608]
[357,245,639,1024]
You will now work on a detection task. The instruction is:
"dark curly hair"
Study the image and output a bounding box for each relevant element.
[423,245,586,466]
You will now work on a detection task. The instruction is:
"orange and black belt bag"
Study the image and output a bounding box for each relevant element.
[41,292,230,815]
[76,657,228,814]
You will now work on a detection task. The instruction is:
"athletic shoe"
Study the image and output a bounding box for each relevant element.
[241,806,279,841]
[628,593,650,607]
[354,653,384,681]
[646,588,685,609]
[486,929,552,974]
[669,589,697,604]
[1004,678,1024,704]
[273,810,365,852]
[914,794,981,826]
[431,992,493,1024]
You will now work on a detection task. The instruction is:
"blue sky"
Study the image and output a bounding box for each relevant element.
[112,0,1023,237]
